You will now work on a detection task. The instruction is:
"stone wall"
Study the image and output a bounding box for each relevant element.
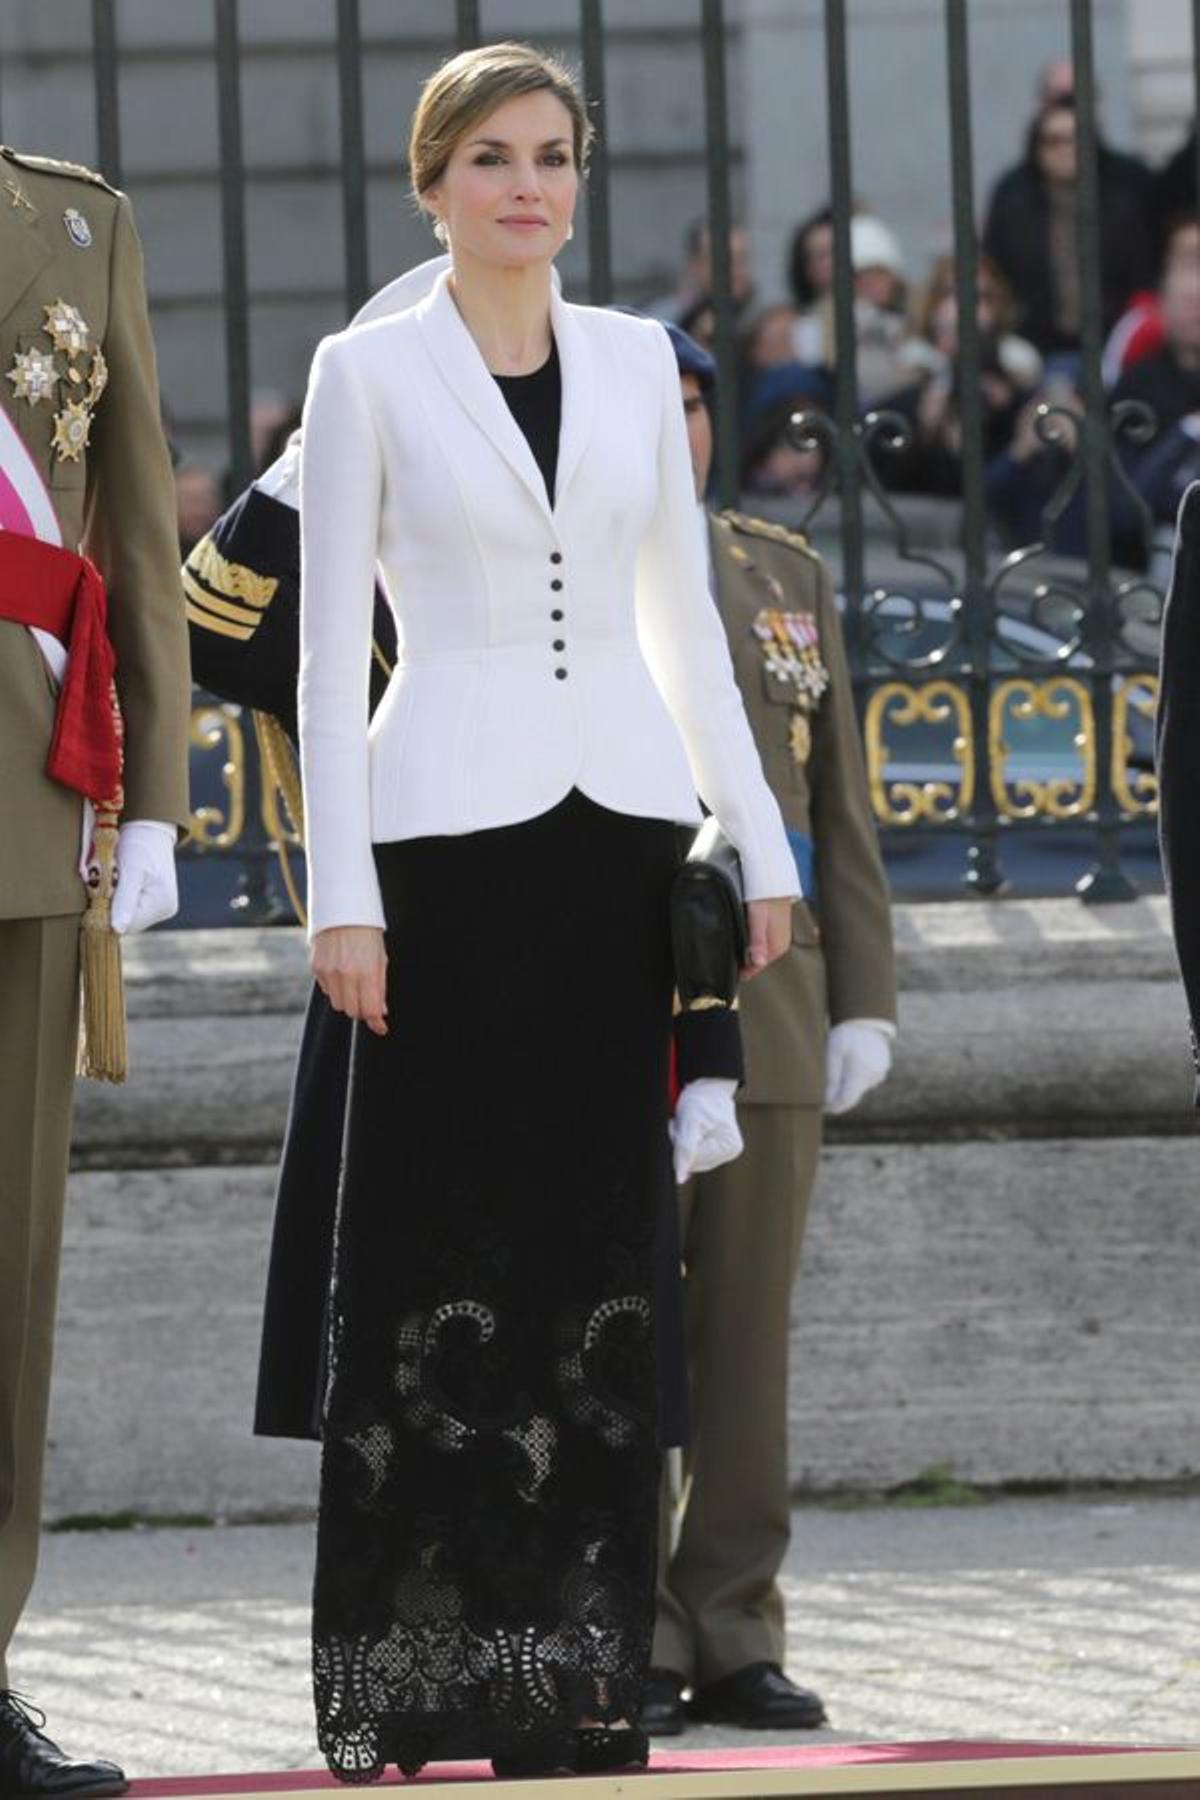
[43,897,1200,1519]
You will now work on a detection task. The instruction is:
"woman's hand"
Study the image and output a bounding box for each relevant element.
[312,926,389,1036]
[743,896,794,978]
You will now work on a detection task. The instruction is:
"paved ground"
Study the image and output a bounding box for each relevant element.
[10,1495,1199,1778]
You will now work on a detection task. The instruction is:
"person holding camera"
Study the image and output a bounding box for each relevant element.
[878,253,1041,500]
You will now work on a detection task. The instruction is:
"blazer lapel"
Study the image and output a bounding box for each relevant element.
[549,285,594,513]
[415,270,552,520]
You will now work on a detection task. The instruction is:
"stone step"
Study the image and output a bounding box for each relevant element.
[81,898,1195,1167]
[46,1132,1200,1517]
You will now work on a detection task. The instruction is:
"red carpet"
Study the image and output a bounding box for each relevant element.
[128,1739,1200,1797]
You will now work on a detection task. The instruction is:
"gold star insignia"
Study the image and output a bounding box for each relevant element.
[86,347,108,405]
[43,298,90,356]
[789,711,812,765]
[51,398,93,463]
[6,345,59,405]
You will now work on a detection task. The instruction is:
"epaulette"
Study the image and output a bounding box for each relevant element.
[720,508,818,560]
[0,145,119,195]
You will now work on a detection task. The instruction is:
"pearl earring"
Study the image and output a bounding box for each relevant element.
[566,222,574,241]
[433,218,448,247]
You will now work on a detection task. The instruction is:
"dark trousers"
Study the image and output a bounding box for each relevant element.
[653,1104,821,1683]
[0,916,80,1683]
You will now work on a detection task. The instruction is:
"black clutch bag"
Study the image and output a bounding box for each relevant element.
[671,817,747,1012]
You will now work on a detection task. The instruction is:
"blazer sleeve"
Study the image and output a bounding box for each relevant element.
[808,558,897,1026]
[634,323,799,900]
[83,193,191,829]
[298,334,386,937]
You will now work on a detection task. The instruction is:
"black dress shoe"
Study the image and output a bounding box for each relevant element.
[0,1694,128,1799]
[690,1661,827,1730]
[638,1666,688,1736]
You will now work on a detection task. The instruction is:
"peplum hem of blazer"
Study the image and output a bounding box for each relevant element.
[298,268,798,936]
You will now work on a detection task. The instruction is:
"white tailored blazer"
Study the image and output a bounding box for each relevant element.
[298,266,799,935]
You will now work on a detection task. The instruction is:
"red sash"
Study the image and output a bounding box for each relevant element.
[0,531,120,804]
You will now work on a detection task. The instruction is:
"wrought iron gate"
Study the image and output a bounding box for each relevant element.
[3,0,1185,913]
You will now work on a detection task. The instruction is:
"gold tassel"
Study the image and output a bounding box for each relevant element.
[253,709,308,928]
[76,807,127,1083]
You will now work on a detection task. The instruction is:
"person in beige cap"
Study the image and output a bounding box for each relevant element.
[790,213,915,408]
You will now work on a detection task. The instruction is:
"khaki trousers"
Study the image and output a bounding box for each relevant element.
[0,916,80,1685]
[653,1103,822,1684]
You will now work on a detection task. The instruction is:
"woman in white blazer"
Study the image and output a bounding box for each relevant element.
[299,42,799,1785]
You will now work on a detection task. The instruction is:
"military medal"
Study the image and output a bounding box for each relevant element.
[6,345,59,405]
[51,398,93,462]
[86,347,108,405]
[753,607,829,704]
[63,206,93,248]
[43,298,90,356]
[789,712,812,764]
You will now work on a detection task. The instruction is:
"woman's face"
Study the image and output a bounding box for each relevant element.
[930,277,998,355]
[424,89,578,269]
[749,305,798,367]
[804,222,835,298]
[855,264,900,310]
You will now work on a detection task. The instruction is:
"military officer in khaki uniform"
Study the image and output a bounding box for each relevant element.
[643,326,897,1735]
[0,146,190,1796]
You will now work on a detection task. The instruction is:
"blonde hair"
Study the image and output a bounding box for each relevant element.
[408,40,592,211]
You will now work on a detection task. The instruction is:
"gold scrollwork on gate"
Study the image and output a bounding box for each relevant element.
[988,678,1095,820]
[187,703,246,849]
[1111,673,1159,817]
[864,680,975,824]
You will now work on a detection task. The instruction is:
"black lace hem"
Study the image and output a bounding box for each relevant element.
[315,1652,649,1781]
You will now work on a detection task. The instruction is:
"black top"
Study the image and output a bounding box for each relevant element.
[982,150,1156,353]
[494,337,561,505]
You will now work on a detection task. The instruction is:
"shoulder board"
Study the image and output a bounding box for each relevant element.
[1,145,119,194]
[719,509,818,560]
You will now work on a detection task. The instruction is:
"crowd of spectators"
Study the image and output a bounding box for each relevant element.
[173,58,1194,574]
[651,57,1200,567]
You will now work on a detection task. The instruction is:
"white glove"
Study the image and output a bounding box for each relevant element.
[669,1078,743,1185]
[824,1019,893,1115]
[110,820,179,934]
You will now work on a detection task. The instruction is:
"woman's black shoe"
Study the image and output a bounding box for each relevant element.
[490,1728,577,1779]
[572,1726,650,1773]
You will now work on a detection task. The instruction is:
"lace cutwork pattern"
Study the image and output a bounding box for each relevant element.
[310,795,678,1783]
[314,1266,659,1781]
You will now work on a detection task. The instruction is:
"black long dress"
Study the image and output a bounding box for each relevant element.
[310,345,679,1779]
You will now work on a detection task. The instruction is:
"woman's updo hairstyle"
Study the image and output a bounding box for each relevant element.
[409,40,593,217]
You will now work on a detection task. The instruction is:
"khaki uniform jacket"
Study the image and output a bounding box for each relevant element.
[0,146,190,919]
[709,510,897,1105]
